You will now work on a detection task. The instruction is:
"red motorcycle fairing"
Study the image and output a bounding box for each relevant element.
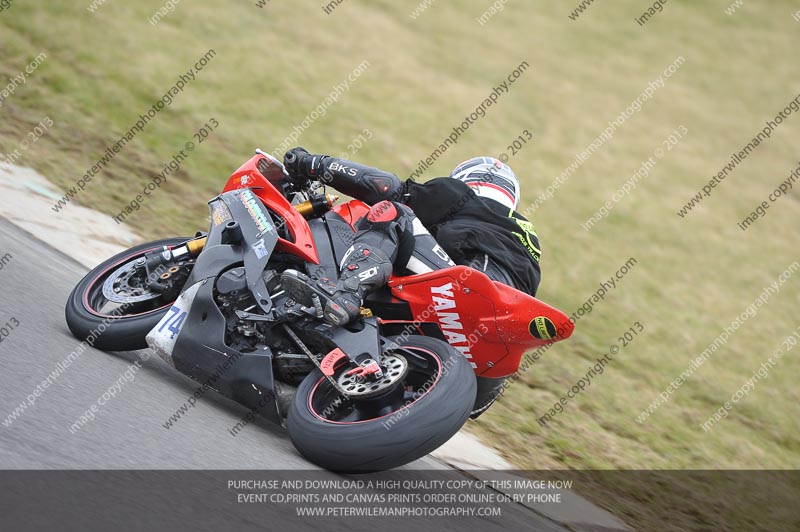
[222,154,320,264]
[388,266,574,379]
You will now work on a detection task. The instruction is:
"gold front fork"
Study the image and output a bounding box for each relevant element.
[186,236,207,257]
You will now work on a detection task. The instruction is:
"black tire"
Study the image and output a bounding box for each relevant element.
[65,237,190,351]
[287,335,477,472]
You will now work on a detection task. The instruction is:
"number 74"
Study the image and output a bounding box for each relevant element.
[158,307,187,339]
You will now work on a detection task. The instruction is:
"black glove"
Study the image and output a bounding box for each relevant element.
[283,147,327,183]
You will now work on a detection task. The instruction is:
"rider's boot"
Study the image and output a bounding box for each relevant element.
[281,244,393,326]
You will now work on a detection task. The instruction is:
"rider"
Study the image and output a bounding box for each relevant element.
[280,147,541,321]
[279,148,542,418]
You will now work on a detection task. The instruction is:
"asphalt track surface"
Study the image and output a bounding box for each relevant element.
[0,218,568,531]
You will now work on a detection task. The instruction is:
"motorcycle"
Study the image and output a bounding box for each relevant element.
[65,150,574,471]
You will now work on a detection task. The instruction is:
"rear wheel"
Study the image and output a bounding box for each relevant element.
[65,238,192,351]
[287,335,477,472]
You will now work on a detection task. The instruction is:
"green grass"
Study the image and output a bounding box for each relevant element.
[2,1,799,530]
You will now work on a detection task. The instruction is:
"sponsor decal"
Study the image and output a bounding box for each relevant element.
[210,200,233,226]
[433,244,451,263]
[240,189,273,236]
[530,316,556,340]
[430,283,475,363]
[357,266,379,281]
[328,161,358,176]
[252,239,269,259]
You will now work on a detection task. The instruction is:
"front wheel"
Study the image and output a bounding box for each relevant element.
[65,237,192,351]
[287,335,477,472]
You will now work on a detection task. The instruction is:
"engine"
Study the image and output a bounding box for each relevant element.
[213,265,315,386]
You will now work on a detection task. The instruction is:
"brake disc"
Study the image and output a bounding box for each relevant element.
[102,261,161,304]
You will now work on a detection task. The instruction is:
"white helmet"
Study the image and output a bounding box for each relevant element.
[450,156,521,210]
